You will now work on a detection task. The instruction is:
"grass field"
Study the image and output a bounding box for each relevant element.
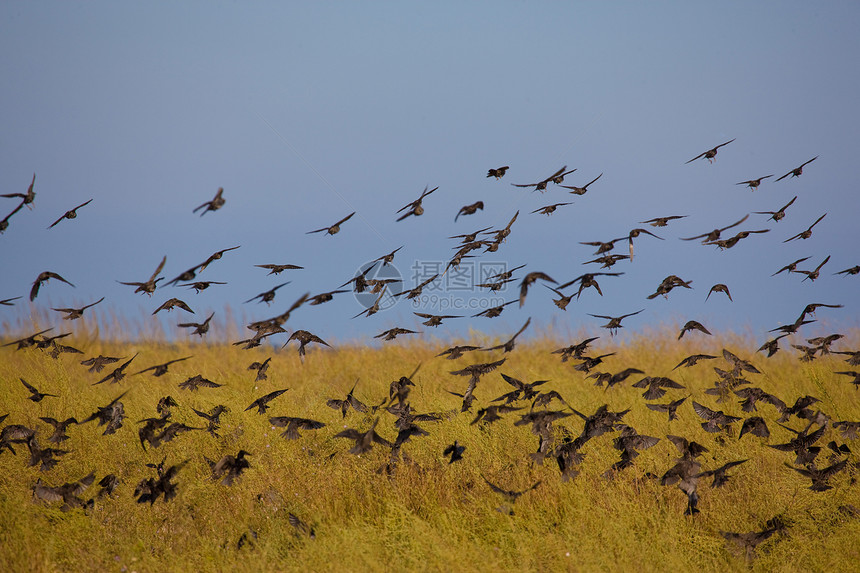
[1,324,859,572]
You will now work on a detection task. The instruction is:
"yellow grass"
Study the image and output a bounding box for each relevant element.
[1,324,859,572]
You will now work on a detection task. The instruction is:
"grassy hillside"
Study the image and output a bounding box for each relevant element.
[1,327,859,572]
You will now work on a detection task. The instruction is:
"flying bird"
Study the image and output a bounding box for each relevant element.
[680,214,749,242]
[284,330,331,360]
[455,201,484,221]
[685,138,735,164]
[245,389,289,414]
[396,186,437,221]
[754,196,797,222]
[639,215,687,227]
[783,213,826,242]
[736,175,773,191]
[152,298,194,315]
[255,263,303,275]
[512,166,573,192]
[193,187,226,216]
[48,198,93,229]
[52,297,104,320]
[306,212,356,235]
[588,309,644,335]
[20,378,58,402]
[560,172,603,195]
[118,256,166,296]
[706,284,732,302]
[244,282,290,305]
[487,166,509,179]
[30,271,75,301]
[1,173,36,208]
[133,356,192,377]
[775,156,818,181]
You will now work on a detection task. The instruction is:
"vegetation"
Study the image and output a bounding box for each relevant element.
[1,324,859,572]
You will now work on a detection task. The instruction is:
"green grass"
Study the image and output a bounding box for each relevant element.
[1,327,859,572]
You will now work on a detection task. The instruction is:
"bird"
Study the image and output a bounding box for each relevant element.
[255,263,303,275]
[52,297,104,320]
[692,401,741,433]
[783,213,826,242]
[645,397,687,421]
[793,255,831,282]
[834,371,860,389]
[20,378,58,402]
[197,245,241,273]
[306,211,356,235]
[785,459,848,491]
[680,214,749,242]
[754,196,797,222]
[247,357,271,381]
[244,282,290,305]
[706,284,732,302]
[269,416,326,440]
[80,354,121,373]
[133,356,192,377]
[482,318,531,353]
[678,320,711,339]
[284,330,331,361]
[27,436,72,472]
[335,418,392,454]
[545,285,574,310]
[47,198,94,229]
[327,380,371,418]
[245,389,289,414]
[118,256,166,296]
[588,309,644,335]
[414,312,461,327]
[772,256,811,276]
[558,272,624,299]
[135,458,188,504]
[640,215,687,227]
[396,186,437,221]
[455,201,484,221]
[685,138,735,164]
[177,374,222,391]
[835,265,860,276]
[1,173,36,208]
[519,271,556,307]
[736,175,774,191]
[81,392,127,435]
[560,172,603,195]
[775,156,818,181]
[483,476,542,504]
[673,354,717,370]
[631,376,685,400]
[443,441,465,463]
[511,166,573,192]
[487,166,509,179]
[531,202,572,216]
[696,459,748,488]
[177,312,215,337]
[208,450,251,486]
[721,518,787,561]
[436,344,481,360]
[39,417,78,443]
[0,200,25,233]
[739,416,771,439]
[94,354,138,385]
[472,300,516,318]
[0,296,22,306]
[32,471,96,512]
[307,289,348,306]
[374,327,420,341]
[152,298,194,315]
[30,271,75,301]
[193,187,226,216]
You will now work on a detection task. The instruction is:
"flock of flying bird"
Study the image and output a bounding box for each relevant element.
[1,138,859,560]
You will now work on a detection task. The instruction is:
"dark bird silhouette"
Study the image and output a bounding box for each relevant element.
[20,378,58,402]
[133,356,192,377]
[269,416,326,440]
[244,281,290,305]
[48,198,94,229]
[1,173,36,208]
[0,200,25,233]
[152,298,194,315]
[680,214,749,242]
[374,327,420,341]
[487,166,509,179]
[1,295,22,306]
[443,441,466,463]
[193,187,225,216]
[80,354,121,373]
[414,312,461,327]
[81,392,127,435]
[588,309,644,335]
[245,389,289,414]
[696,459,748,488]
[706,284,732,302]
[783,213,826,242]
[793,255,830,282]
[561,172,603,195]
[673,354,718,370]
[632,376,685,400]
[455,201,484,221]
[32,471,96,511]
[94,354,137,385]
[483,476,542,504]
[118,256,166,296]
[545,285,574,310]
[519,272,556,307]
[197,245,241,272]
[481,318,531,353]
[685,138,735,164]
[785,459,848,491]
[692,401,741,433]
[191,405,229,437]
[2,327,54,350]
[207,450,251,486]
[178,374,222,391]
[255,263,303,275]
[39,417,78,443]
[135,458,188,504]
[775,156,818,181]
[572,352,616,374]
[512,166,573,192]
[835,265,860,276]
[472,299,516,318]
[645,397,687,421]
[736,175,773,191]
[306,211,355,235]
[640,215,687,227]
[552,337,599,362]
[30,271,75,301]
[52,297,104,320]
[754,196,797,222]
[739,416,770,439]
[177,312,215,337]
[835,371,860,389]
[396,186,437,221]
[327,380,369,418]
[624,228,663,260]
[679,320,711,340]
[392,273,439,300]
[721,518,787,561]
[531,202,572,216]
[772,256,811,276]
[436,344,481,360]
[558,272,624,299]
[335,418,392,454]
[247,357,271,381]
[308,289,348,306]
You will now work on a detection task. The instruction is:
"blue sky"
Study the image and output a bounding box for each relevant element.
[1,2,858,348]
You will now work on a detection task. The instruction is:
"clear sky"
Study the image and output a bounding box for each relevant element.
[1,2,858,349]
